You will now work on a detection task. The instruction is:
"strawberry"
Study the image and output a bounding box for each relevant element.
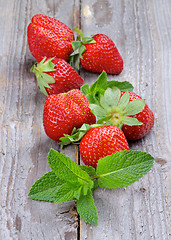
[121,92,154,140]
[30,57,84,96]
[89,87,154,141]
[65,89,96,125]
[70,29,123,74]
[43,90,96,141]
[80,34,123,74]
[27,14,74,62]
[43,94,74,141]
[79,126,129,168]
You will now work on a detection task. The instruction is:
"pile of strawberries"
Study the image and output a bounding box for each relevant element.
[27,14,154,169]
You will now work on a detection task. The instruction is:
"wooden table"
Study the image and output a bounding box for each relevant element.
[0,0,170,239]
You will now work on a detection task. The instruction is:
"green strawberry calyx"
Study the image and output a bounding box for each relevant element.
[59,123,104,148]
[69,28,96,68]
[89,87,145,128]
[30,57,56,96]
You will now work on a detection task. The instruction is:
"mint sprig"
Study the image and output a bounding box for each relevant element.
[28,172,65,202]
[77,189,98,226]
[80,165,98,191]
[53,182,82,203]
[29,149,154,225]
[48,149,93,190]
[81,71,134,104]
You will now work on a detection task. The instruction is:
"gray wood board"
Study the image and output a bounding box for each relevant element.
[80,0,170,239]
[0,0,170,240]
[0,0,80,239]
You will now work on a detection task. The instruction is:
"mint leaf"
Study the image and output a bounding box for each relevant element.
[81,71,134,104]
[53,182,82,203]
[28,172,83,203]
[80,165,96,177]
[106,80,133,92]
[48,149,93,188]
[80,165,99,191]
[28,172,65,201]
[96,150,154,189]
[77,190,98,225]
[29,148,154,226]
[80,84,90,96]
[90,71,108,94]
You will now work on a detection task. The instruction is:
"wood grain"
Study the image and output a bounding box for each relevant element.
[0,0,170,239]
[0,0,80,239]
[80,0,171,239]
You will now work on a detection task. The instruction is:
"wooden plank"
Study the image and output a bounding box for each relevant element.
[0,0,80,239]
[0,0,171,239]
[79,0,171,239]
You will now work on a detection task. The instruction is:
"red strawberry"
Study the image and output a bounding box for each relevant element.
[30,57,84,96]
[43,94,75,141]
[80,34,123,74]
[79,126,129,168]
[121,92,154,140]
[89,87,154,141]
[70,29,123,74]
[65,89,96,125]
[43,90,96,141]
[27,14,74,62]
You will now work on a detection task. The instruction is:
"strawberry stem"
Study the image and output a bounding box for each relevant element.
[69,28,96,69]
[91,174,99,180]
[90,87,145,128]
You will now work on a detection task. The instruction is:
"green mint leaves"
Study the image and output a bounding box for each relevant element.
[48,149,93,195]
[30,57,56,96]
[29,149,98,225]
[29,149,154,225]
[77,189,98,226]
[96,150,154,189]
[28,172,65,202]
[81,71,134,104]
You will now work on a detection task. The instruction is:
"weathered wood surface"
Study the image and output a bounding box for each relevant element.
[0,0,170,239]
